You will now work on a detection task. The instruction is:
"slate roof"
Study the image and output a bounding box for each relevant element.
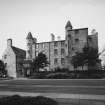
[12,46,26,58]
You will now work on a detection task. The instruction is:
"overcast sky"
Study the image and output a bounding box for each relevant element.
[0,0,105,58]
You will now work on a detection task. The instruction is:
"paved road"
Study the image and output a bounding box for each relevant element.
[0,79,105,95]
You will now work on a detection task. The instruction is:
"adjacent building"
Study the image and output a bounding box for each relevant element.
[2,39,26,78]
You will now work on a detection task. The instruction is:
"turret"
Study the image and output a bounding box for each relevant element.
[65,20,73,30]
[65,20,73,56]
[51,33,55,41]
[26,32,34,60]
[26,32,33,39]
[32,37,37,59]
[65,20,73,40]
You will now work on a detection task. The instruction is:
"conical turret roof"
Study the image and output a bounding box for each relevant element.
[26,32,33,39]
[65,20,72,29]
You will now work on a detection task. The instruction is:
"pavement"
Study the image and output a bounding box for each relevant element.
[0,79,105,103]
[0,91,105,101]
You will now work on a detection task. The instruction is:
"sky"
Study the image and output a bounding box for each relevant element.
[0,0,105,58]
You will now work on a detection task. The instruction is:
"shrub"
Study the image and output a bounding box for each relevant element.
[54,67,69,73]
[0,95,58,105]
[29,72,47,79]
[46,72,71,79]
[75,73,88,79]
[69,73,77,79]
[89,73,103,79]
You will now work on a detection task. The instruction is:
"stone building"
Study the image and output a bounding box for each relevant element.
[2,20,98,78]
[25,20,98,71]
[2,39,26,78]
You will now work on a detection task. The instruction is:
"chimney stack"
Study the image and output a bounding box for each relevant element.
[7,39,12,47]
[51,33,55,41]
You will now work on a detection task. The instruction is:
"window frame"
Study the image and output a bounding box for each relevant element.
[54,49,58,56]
[61,58,65,65]
[61,41,65,47]
[61,48,65,55]
[54,58,58,65]
[54,42,58,47]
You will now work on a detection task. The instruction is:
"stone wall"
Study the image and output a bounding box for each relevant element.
[2,47,17,78]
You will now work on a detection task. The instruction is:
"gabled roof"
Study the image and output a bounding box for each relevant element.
[11,46,26,58]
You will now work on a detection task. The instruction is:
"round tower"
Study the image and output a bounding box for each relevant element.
[32,37,37,59]
[26,32,34,60]
[65,20,73,56]
[65,20,74,70]
[65,20,73,31]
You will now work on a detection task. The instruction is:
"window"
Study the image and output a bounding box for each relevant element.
[61,58,65,65]
[42,50,46,54]
[5,63,7,67]
[42,43,45,48]
[75,38,79,43]
[54,58,58,65]
[28,50,31,54]
[65,44,67,48]
[61,41,65,47]
[36,44,39,49]
[4,55,7,59]
[68,34,71,38]
[88,37,92,42]
[75,30,79,34]
[36,51,39,56]
[54,42,58,47]
[61,48,65,55]
[27,43,31,46]
[54,49,58,56]
[72,47,75,51]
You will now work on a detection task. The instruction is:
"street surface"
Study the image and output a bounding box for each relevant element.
[0,79,105,95]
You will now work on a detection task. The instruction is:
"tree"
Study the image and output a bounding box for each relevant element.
[33,52,49,72]
[71,52,85,70]
[83,46,100,70]
[0,60,6,77]
[71,46,100,70]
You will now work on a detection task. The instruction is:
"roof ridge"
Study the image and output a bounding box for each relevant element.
[11,46,26,57]
[12,46,25,52]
